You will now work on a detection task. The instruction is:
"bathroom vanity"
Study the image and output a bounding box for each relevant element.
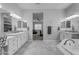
[5,30,28,55]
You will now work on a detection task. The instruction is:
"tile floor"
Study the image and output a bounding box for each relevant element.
[15,40,64,55]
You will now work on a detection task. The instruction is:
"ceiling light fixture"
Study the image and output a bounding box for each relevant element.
[66,15,79,20]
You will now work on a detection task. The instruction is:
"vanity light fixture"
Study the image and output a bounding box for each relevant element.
[10,13,22,19]
[66,14,79,20]
[60,14,79,22]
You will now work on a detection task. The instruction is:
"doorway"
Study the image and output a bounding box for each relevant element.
[33,12,43,40]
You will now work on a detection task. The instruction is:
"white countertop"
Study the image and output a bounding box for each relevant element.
[7,32,23,36]
[5,31,25,36]
[7,36,15,39]
[5,32,23,40]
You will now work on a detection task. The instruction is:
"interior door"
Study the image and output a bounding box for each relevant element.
[33,12,43,40]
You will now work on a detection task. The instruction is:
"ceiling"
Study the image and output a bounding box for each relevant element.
[17,3,72,10]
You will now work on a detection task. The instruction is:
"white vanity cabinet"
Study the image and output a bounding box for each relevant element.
[17,32,24,48]
[21,32,27,45]
[17,34,22,49]
[18,32,28,47]
[23,33,27,43]
[6,31,28,55]
[20,33,24,46]
[7,36,18,55]
[24,31,28,43]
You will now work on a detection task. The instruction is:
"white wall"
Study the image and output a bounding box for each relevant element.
[64,3,79,32]
[65,3,79,17]
[1,3,22,17]
[22,10,33,40]
[43,10,64,40]
[22,9,64,41]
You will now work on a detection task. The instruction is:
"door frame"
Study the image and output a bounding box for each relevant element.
[32,12,43,40]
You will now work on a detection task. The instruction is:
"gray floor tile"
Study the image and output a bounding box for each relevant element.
[15,40,63,55]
